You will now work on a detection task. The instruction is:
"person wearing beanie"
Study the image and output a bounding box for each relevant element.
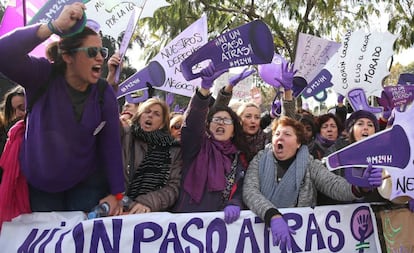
[346,110,380,143]
[343,110,387,203]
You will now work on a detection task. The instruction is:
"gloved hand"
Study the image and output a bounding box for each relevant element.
[362,163,383,188]
[270,216,296,251]
[200,62,228,90]
[224,205,241,224]
[409,199,414,212]
[337,94,345,104]
[229,68,256,87]
[166,92,174,107]
[275,62,297,90]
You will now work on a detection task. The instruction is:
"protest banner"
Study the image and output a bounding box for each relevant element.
[302,30,397,112]
[0,204,381,253]
[117,14,208,98]
[180,20,274,81]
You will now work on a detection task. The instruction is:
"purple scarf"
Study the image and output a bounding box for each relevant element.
[315,133,336,148]
[183,134,238,203]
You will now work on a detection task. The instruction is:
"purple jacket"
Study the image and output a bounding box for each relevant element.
[0,24,125,194]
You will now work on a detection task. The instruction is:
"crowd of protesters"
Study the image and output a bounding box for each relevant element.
[0,2,413,252]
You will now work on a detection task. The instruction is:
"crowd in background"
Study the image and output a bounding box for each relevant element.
[0,2,412,252]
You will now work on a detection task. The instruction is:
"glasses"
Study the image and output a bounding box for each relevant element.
[211,117,233,125]
[171,123,182,130]
[69,47,109,59]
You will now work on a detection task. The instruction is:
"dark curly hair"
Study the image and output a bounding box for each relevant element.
[206,105,249,155]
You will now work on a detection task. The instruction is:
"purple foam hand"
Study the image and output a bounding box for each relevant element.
[274,62,297,91]
[270,216,296,251]
[223,205,240,224]
[200,62,228,90]
[229,68,256,87]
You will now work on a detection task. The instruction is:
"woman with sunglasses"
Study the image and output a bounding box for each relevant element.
[173,63,250,224]
[0,3,124,215]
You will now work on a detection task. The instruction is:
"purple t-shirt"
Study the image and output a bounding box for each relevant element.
[0,24,125,194]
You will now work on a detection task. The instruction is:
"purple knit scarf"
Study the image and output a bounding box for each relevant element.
[315,133,336,148]
[183,134,238,203]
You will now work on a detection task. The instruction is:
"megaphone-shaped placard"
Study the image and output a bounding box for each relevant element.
[180,20,274,81]
[29,0,87,37]
[117,61,166,98]
[125,89,149,104]
[326,103,414,201]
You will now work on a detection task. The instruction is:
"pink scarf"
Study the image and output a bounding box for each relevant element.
[183,134,238,203]
[0,120,31,230]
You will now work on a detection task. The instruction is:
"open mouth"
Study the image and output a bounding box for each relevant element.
[92,65,102,74]
[277,143,283,150]
[215,127,225,134]
[144,120,153,127]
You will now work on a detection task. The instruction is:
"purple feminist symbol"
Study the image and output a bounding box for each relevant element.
[350,206,374,252]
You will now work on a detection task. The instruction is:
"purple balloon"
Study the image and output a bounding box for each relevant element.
[258,53,286,88]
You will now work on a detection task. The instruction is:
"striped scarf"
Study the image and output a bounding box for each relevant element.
[127,124,176,199]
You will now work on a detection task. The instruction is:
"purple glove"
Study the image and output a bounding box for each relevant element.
[224,205,241,224]
[362,163,383,188]
[166,93,174,107]
[270,216,296,251]
[382,107,392,120]
[200,62,228,90]
[409,199,414,212]
[337,94,345,104]
[275,62,297,90]
[229,68,256,87]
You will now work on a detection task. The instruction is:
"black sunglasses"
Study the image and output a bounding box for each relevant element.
[70,47,109,59]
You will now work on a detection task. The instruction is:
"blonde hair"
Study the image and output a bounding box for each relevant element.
[132,98,170,132]
[236,102,260,117]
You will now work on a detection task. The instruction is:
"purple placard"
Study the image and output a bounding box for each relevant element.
[301,69,333,101]
[117,61,166,98]
[327,124,410,170]
[180,20,274,81]
[114,8,137,83]
[381,85,414,108]
[29,0,85,24]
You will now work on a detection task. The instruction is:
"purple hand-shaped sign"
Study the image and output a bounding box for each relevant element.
[180,20,274,81]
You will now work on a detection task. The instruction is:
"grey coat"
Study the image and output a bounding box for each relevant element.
[243,145,359,221]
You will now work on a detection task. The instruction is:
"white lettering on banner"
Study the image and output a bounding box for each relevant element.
[120,78,141,93]
[366,155,393,164]
[0,204,381,252]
